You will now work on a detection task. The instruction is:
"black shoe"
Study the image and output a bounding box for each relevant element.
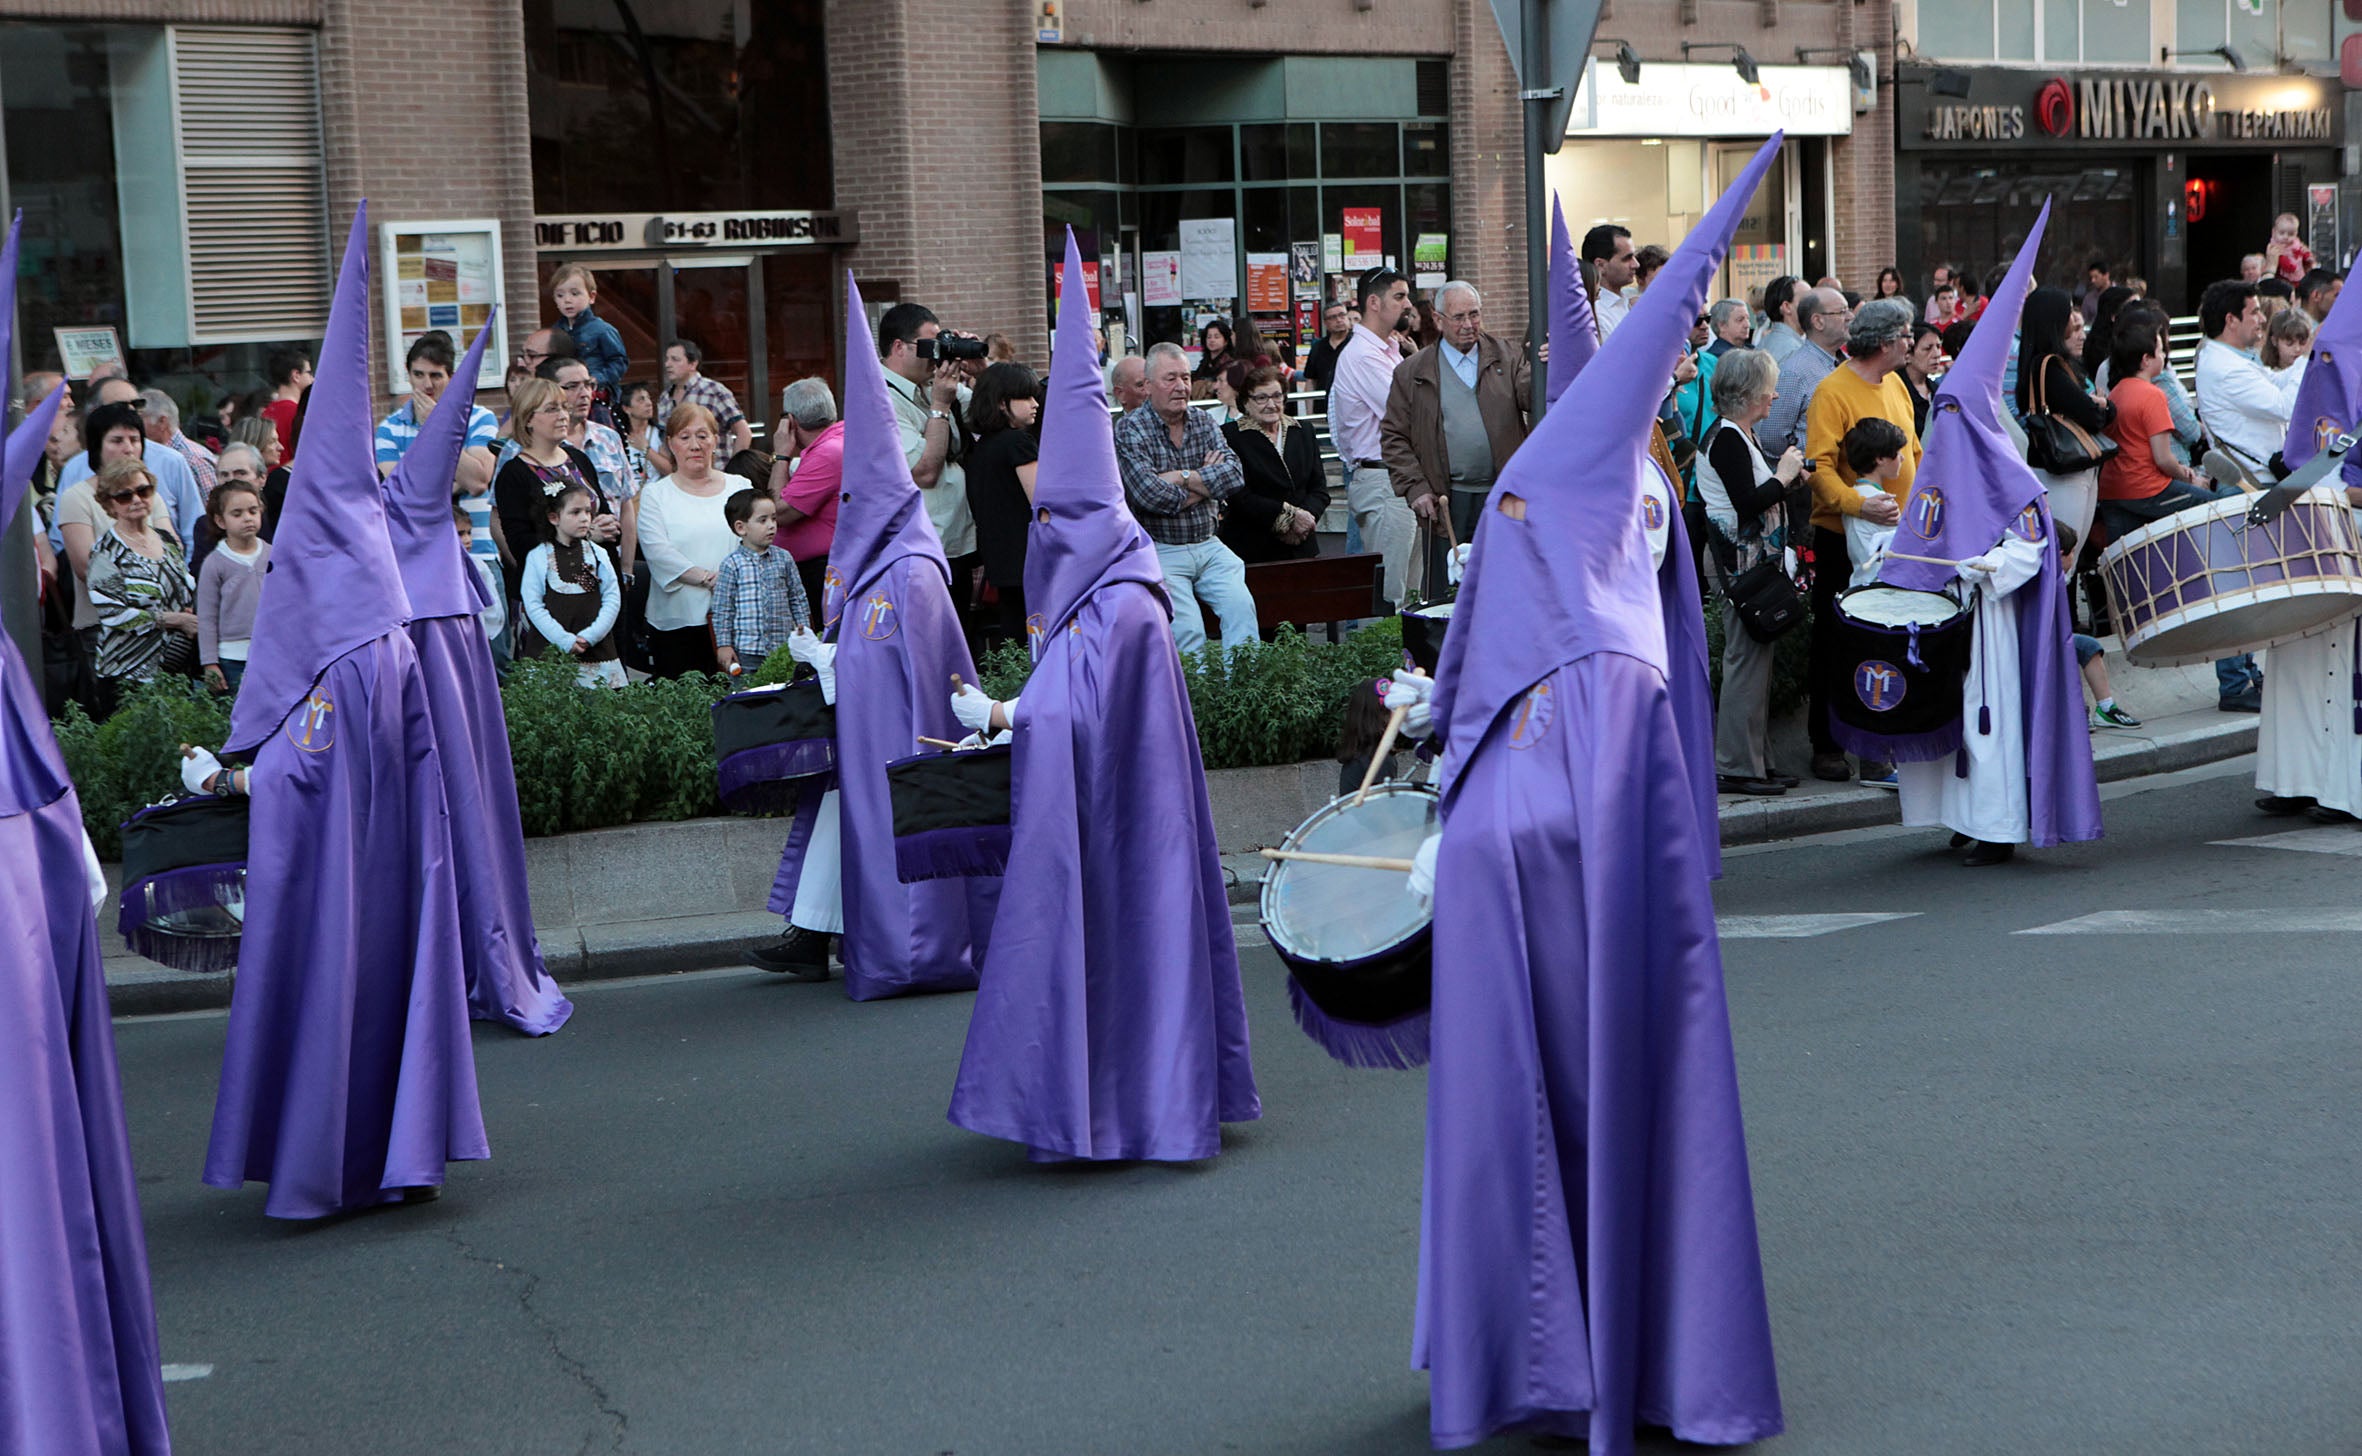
[746,927,833,980]
[2306,804,2357,825]
[2219,691,2262,713]
[1718,774,1787,797]
[2257,795,2316,816]
[1765,770,1801,788]
[1810,753,1852,783]
[1949,832,1972,849]
[1962,840,2015,867]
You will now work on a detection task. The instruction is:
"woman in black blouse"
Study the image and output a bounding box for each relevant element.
[962,361,1041,646]
[2014,286,2115,548]
[1900,322,1945,439]
[1219,364,1327,566]
[492,377,608,606]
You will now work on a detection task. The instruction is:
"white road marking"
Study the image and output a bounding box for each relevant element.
[2210,826,2362,857]
[161,1363,214,1382]
[1716,913,1921,939]
[2018,909,2362,935]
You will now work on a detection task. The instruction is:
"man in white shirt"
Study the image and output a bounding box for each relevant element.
[2194,280,2296,474]
[1581,223,1637,340]
[1330,268,1419,607]
[876,301,981,631]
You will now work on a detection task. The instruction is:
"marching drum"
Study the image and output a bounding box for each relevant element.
[1827,585,1973,762]
[115,794,250,974]
[886,743,1014,883]
[1260,781,1438,1068]
[711,679,836,814]
[2098,486,2362,667]
[1400,600,1455,675]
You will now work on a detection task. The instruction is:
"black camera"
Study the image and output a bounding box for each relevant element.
[916,332,988,362]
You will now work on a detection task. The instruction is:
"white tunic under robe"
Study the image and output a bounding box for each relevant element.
[2255,622,2362,815]
[1897,530,2048,843]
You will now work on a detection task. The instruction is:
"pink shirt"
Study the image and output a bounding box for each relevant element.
[1328,323,1404,465]
[778,421,842,562]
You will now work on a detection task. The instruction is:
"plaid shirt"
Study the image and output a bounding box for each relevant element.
[657,372,746,433]
[1112,404,1244,546]
[710,543,809,660]
[170,432,217,500]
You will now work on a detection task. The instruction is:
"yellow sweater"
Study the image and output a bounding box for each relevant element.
[1805,365,1923,533]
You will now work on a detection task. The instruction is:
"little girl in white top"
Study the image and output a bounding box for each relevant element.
[520,481,624,687]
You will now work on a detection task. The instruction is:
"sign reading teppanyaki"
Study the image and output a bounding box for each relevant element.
[1902,66,2338,149]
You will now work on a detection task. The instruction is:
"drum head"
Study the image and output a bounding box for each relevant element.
[1261,783,1437,963]
[1839,587,1966,628]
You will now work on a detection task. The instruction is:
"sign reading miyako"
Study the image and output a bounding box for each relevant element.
[533,210,859,252]
[1917,73,2332,145]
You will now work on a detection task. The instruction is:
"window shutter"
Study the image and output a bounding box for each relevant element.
[171,28,329,343]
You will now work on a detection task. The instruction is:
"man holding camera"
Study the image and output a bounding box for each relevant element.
[878,302,982,632]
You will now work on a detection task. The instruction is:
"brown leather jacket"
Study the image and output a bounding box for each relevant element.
[1377,332,1533,506]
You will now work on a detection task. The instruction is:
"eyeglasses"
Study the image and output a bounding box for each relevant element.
[558,378,595,392]
[1247,391,1286,404]
[100,483,154,502]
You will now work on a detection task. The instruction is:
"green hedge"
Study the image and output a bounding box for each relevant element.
[54,620,1412,854]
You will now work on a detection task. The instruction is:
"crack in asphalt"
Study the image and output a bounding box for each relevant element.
[441,1227,629,1454]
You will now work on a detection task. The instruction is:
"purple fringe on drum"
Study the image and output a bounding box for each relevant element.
[716,738,836,816]
[116,862,244,974]
[1286,976,1431,1071]
[893,825,1013,884]
[1831,717,1964,767]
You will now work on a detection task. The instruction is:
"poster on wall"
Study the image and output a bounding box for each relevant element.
[52,326,124,381]
[1322,234,1343,272]
[1053,258,1103,313]
[2307,184,2338,269]
[1179,218,1237,300]
[1726,244,1789,309]
[1290,241,1320,292]
[1413,234,1449,289]
[1294,298,1319,356]
[1142,250,1182,308]
[379,219,507,394]
[1341,209,1383,272]
[1246,253,1290,313]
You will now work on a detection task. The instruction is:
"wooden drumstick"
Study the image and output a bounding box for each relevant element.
[916,736,963,751]
[1258,847,1417,873]
[1880,551,1969,567]
[1352,667,1426,808]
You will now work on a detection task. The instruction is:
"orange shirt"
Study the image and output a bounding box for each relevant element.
[2100,376,2174,501]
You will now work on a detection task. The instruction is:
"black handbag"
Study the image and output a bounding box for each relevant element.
[2024,355,2120,475]
[1724,555,1806,642]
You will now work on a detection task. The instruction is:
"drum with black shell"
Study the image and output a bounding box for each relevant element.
[115,793,250,974]
[710,679,836,814]
[886,744,1014,882]
[1260,780,1437,1070]
[1826,584,1973,764]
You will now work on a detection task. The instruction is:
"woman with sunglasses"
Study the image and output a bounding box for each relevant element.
[84,456,198,701]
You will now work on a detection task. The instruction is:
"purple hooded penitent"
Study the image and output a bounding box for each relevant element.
[2282,247,2362,480]
[0,209,174,1456]
[774,275,994,1000]
[1877,202,2103,847]
[384,314,572,1036]
[1415,138,1785,1453]
[946,232,1259,1162]
[1544,195,1598,406]
[205,204,489,1218]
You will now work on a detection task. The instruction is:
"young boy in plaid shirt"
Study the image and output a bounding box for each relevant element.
[711,490,811,673]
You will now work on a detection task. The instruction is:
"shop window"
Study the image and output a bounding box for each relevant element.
[1919,0,1998,57]
[1320,123,1400,180]
[2177,0,2228,50]
[523,0,831,214]
[1042,122,1123,185]
[1998,0,2038,59]
[2080,0,2150,63]
[1404,122,1450,178]
[1137,127,1234,185]
[1240,123,1315,182]
[2044,0,2078,64]
[2279,0,2333,63]
[2,24,128,370]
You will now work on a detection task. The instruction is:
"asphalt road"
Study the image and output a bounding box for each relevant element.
[119,760,2362,1455]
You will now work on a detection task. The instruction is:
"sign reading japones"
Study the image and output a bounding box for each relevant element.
[533,210,860,252]
[1903,67,2338,149]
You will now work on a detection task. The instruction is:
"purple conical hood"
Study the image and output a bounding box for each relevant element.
[227,203,413,754]
[827,272,949,614]
[1878,201,2052,594]
[0,388,71,821]
[2283,245,2362,485]
[1545,195,1597,405]
[386,308,497,620]
[0,209,19,410]
[1025,230,1166,644]
[1432,133,1782,790]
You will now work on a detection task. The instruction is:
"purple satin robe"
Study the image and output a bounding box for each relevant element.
[824,553,995,999]
[949,583,1259,1160]
[407,616,572,1034]
[204,633,490,1218]
[0,779,174,1455]
[1415,652,1781,1452]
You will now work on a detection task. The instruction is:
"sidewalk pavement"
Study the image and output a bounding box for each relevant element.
[101,637,2261,1017]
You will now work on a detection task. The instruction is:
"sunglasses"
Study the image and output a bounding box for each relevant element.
[101,483,155,502]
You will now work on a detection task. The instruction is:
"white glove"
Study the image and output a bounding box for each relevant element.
[1384,669,1434,740]
[789,628,837,705]
[1959,553,2001,579]
[951,682,999,734]
[1405,833,1441,911]
[82,829,109,914]
[1445,541,1473,586]
[181,745,225,796]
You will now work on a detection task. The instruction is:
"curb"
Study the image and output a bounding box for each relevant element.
[105,715,2259,1018]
